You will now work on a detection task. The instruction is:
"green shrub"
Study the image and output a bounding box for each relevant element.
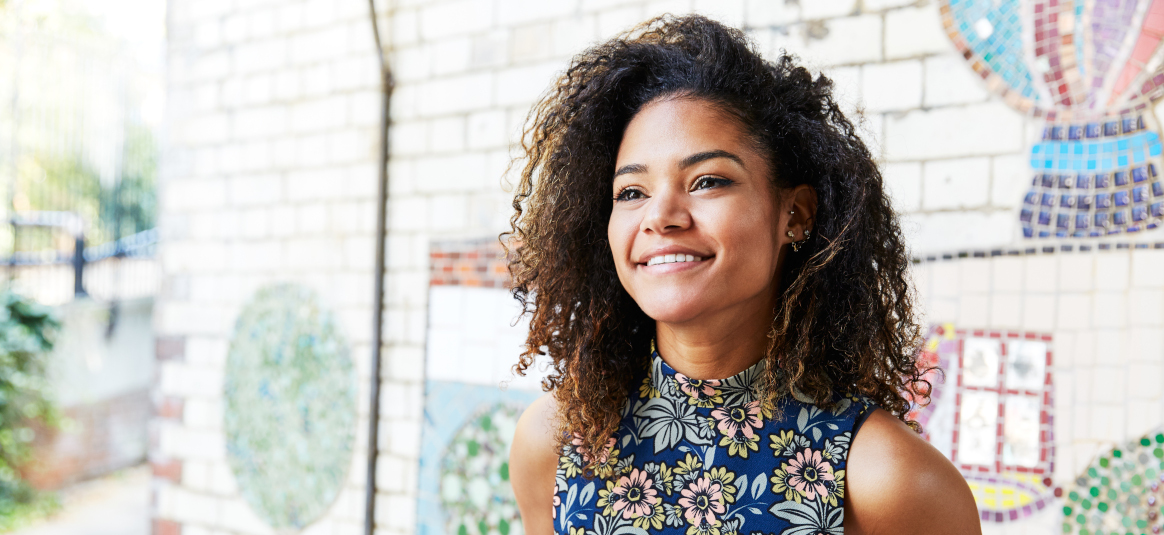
[0,292,60,520]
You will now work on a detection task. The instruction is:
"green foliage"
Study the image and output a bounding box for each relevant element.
[18,124,157,253]
[0,292,60,519]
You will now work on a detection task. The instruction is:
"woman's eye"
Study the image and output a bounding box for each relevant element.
[693,176,731,190]
[614,187,645,201]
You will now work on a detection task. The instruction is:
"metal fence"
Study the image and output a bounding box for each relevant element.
[1,3,161,306]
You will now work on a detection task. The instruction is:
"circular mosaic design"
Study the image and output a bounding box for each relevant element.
[1062,428,1164,534]
[440,404,524,535]
[224,284,357,530]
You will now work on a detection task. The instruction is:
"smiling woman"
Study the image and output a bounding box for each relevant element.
[504,15,981,535]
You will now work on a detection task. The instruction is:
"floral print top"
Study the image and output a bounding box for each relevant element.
[553,351,875,535]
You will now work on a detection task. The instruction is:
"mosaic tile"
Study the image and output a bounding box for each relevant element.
[940,0,1164,239]
[417,381,540,535]
[909,325,1057,523]
[223,284,357,530]
[1061,430,1164,534]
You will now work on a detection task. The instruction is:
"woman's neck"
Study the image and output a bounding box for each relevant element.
[654,301,773,380]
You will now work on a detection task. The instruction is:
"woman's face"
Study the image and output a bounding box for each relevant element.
[608,97,789,326]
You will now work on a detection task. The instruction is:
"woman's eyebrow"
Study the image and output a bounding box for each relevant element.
[614,150,745,178]
[680,150,745,169]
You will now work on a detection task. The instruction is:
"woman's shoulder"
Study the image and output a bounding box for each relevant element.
[511,393,560,535]
[843,408,981,535]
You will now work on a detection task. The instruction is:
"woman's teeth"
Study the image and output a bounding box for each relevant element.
[646,254,703,266]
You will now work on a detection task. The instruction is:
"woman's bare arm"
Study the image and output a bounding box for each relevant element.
[511,394,560,535]
[844,408,982,535]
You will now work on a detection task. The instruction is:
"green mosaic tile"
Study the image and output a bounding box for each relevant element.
[1063,427,1164,534]
[439,403,524,535]
[224,283,357,530]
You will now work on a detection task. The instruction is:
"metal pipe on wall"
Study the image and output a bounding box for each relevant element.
[364,0,394,533]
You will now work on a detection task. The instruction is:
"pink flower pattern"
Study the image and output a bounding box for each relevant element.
[784,448,836,501]
[677,474,725,526]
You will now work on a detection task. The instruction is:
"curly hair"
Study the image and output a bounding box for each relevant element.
[504,14,928,476]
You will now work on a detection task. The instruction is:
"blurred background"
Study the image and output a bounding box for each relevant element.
[1,0,1162,534]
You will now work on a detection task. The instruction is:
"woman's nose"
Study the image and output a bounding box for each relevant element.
[641,187,693,234]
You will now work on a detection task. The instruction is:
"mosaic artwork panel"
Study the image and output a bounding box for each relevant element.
[1061,429,1164,534]
[223,283,357,530]
[417,381,541,535]
[910,325,1057,523]
[940,0,1164,240]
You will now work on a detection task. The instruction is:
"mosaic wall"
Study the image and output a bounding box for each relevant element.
[1062,428,1164,533]
[914,325,1058,523]
[419,239,550,535]
[223,284,358,530]
[941,0,1164,238]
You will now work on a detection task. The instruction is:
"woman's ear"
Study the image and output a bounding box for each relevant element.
[787,185,818,237]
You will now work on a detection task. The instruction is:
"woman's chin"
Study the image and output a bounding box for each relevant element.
[639,302,707,325]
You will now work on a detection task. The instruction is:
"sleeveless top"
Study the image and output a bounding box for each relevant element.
[553,351,876,535]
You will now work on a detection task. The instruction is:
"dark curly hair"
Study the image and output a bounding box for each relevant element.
[504,14,928,476]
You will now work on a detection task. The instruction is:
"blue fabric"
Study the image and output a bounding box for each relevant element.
[554,352,875,535]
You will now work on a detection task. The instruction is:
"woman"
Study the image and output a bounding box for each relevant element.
[505,15,979,535]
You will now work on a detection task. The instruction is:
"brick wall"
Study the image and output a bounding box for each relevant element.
[157,0,1163,534]
[156,0,381,533]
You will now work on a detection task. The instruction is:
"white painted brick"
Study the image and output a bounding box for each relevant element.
[924,54,990,107]
[219,499,275,535]
[989,153,1028,209]
[287,238,344,270]
[164,179,228,211]
[189,0,233,21]
[301,0,337,30]
[296,204,329,234]
[294,132,331,167]
[431,37,473,75]
[800,15,882,66]
[194,21,223,50]
[693,0,746,27]
[290,27,349,66]
[287,168,344,201]
[903,211,1014,253]
[181,113,231,145]
[884,103,1025,161]
[247,8,276,40]
[496,62,561,107]
[991,256,1023,292]
[160,361,225,398]
[472,29,511,70]
[333,54,380,91]
[597,6,647,39]
[1129,363,1164,398]
[881,161,921,212]
[222,13,248,44]
[745,0,799,26]
[825,65,861,112]
[233,105,288,140]
[467,110,507,149]
[234,40,287,75]
[922,157,990,210]
[420,0,494,40]
[231,240,283,272]
[388,197,428,232]
[862,60,922,112]
[800,0,856,19]
[349,90,382,127]
[171,488,220,525]
[865,0,915,9]
[497,0,578,26]
[242,73,272,105]
[391,7,420,47]
[291,95,344,134]
[227,174,281,206]
[418,73,493,116]
[885,3,951,59]
[511,22,553,64]
[220,78,245,109]
[300,64,334,98]
[428,116,466,153]
[548,15,596,59]
[414,153,489,193]
[330,129,375,164]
